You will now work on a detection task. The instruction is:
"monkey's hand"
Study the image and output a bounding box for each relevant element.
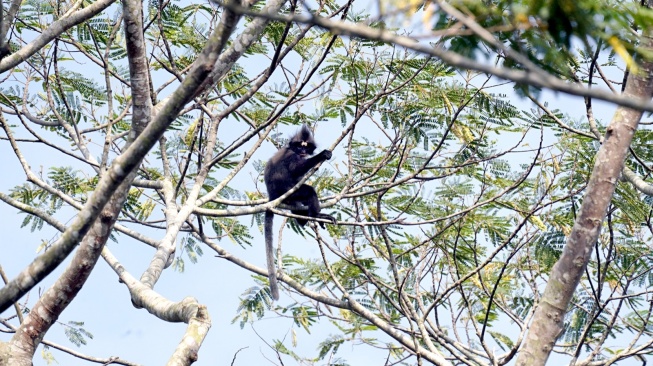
[318,149,332,161]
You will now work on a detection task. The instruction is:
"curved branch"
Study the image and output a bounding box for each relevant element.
[101,247,211,365]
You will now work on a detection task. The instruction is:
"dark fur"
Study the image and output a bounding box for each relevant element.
[263,125,335,300]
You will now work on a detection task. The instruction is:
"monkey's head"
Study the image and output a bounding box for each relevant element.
[288,125,316,158]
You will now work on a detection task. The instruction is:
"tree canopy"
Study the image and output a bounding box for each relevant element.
[2,0,653,365]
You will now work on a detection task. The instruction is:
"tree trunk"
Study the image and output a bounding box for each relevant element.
[516,17,653,366]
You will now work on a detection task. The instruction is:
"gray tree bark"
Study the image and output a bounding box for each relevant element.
[516,12,653,366]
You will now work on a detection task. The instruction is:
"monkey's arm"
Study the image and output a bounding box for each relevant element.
[289,150,332,178]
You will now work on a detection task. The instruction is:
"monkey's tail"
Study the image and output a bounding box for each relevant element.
[264,210,280,300]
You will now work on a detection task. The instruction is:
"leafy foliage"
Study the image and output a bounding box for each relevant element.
[4,0,653,364]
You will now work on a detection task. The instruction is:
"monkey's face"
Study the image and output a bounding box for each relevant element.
[289,140,316,158]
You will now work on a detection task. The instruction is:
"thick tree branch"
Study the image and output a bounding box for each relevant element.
[0,0,237,314]
[137,1,247,291]
[0,0,21,58]
[1,0,155,362]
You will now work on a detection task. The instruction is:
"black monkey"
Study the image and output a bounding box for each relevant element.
[263,124,336,300]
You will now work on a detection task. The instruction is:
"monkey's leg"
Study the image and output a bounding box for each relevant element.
[302,187,336,226]
[290,185,335,228]
[291,211,309,226]
[285,185,318,226]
